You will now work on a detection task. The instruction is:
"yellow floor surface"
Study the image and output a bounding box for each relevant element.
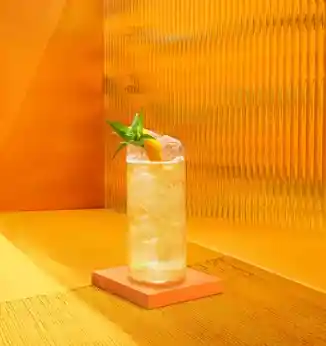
[0,224,326,345]
[189,218,326,293]
[1,209,326,345]
[0,209,325,303]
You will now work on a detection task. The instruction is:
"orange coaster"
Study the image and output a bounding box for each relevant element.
[92,266,222,309]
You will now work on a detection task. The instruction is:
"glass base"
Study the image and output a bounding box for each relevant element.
[129,261,186,286]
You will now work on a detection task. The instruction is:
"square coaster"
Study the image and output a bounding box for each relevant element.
[92,266,222,309]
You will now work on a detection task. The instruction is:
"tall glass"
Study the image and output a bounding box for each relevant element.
[127,154,186,285]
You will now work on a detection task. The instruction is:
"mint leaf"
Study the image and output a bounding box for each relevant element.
[137,111,144,134]
[141,133,156,140]
[112,142,128,159]
[129,139,144,147]
[106,110,148,160]
[130,111,144,141]
[107,121,134,141]
[130,114,140,132]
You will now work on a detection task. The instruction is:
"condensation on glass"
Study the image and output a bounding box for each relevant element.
[105,0,326,230]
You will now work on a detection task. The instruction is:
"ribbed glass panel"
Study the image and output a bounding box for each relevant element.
[105,0,325,229]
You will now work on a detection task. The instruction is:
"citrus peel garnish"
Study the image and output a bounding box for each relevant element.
[143,130,162,161]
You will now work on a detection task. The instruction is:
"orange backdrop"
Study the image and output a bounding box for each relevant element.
[0,0,104,211]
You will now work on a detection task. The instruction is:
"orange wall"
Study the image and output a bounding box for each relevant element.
[0,0,104,211]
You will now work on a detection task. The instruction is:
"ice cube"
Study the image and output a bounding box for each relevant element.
[127,143,148,161]
[158,135,184,161]
[127,131,184,162]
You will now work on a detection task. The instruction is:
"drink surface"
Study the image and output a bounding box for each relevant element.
[127,155,186,284]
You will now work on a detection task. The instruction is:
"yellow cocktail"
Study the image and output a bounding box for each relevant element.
[107,112,187,285]
[127,155,186,284]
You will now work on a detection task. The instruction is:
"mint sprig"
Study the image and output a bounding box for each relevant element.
[106,110,156,159]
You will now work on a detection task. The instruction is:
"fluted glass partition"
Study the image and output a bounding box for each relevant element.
[105,0,325,229]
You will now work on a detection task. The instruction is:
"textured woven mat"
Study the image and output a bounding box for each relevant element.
[1,243,326,346]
